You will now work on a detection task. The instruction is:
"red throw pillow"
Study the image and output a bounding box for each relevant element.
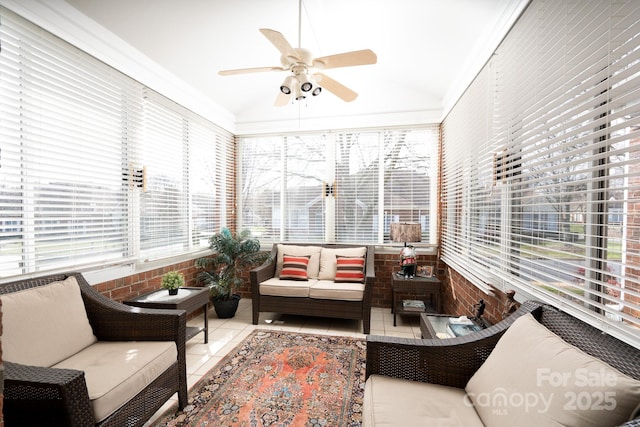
[280,254,310,281]
[335,256,365,283]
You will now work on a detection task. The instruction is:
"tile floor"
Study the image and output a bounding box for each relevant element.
[146,298,422,425]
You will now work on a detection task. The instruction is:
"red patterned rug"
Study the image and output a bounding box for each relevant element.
[155,330,366,426]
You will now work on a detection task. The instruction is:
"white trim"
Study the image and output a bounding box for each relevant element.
[0,0,236,133]
[441,0,530,120]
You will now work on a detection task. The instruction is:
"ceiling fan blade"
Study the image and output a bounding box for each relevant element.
[312,49,377,70]
[259,28,298,61]
[274,91,291,107]
[219,66,286,76]
[313,73,358,102]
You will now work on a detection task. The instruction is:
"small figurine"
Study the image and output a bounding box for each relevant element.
[472,299,486,320]
[399,245,417,278]
[502,289,518,319]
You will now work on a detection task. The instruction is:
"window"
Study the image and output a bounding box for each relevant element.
[239,127,438,244]
[441,0,640,347]
[0,7,233,278]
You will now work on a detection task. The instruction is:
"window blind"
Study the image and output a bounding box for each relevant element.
[190,121,234,248]
[0,7,132,275]
[239,136,284,242]
[239,127,438,244]
[441,0,640,346]
[0,6,234,276]
[383,128,438,243]
[335,132,379,242]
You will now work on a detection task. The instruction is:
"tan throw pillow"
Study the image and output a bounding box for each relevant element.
[465,313,640,427]
[1,276,97,367]
[318,247,367,280]
[276,244,322,278]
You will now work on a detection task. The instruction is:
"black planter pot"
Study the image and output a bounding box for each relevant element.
[212,294,240,319]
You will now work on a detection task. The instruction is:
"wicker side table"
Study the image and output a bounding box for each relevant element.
[125,287,209,343]
[391,272,441,326]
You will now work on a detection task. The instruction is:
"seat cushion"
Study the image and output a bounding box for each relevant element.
[53,341,177,423]
[276,244,322,278]
[0,276,97,366]
[259,277,313,297]
[363,374,484,427]
[309,280,364,301]
[466,313,640,427]
[318,247,367,280]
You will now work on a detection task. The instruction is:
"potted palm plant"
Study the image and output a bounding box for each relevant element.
[195,228,268,318]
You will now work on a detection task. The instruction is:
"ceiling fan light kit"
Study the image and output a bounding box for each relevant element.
[218,11,377,107]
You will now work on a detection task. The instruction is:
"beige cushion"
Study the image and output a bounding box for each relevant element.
[259,277,313,297]
[318,247,367,280]
[276,245,322,279]
[0,276,97,366]
[466,313,640,427]
[309,280,364,301]
[363,374,484,427]
[53,341,177,423]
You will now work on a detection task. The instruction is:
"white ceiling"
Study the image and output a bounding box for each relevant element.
[57,0,527,133]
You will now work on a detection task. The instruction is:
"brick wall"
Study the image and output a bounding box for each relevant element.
[89,248,515,328]
[441,262,518,325]
[94,258,205,303]
[370,251,438,308]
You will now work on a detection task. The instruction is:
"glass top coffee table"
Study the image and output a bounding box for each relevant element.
[124,287,209,343]
[420,313,483,339]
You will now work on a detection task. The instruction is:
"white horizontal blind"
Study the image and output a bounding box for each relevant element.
[239,127,438,244]
[239,136,284,242]
[383,128,439,243]
[335,132,379,242]
[0,7,132,276]
[441,0,640,346]
[190,121,234,248]
[283,134,327,242]
[139,90,189,257]
[0,7,234,276]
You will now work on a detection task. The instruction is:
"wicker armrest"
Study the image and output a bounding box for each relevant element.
[364,245,375,283]
[250,247,277,288]
[74,273,187,343]
[366,301,542,389]
[4,361,95,425]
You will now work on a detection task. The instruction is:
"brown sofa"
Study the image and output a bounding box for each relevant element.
[364,301,640,427]
[250,243,375,333]
[0,272,187,426]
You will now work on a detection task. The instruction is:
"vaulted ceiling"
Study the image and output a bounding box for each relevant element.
[62,0,527,133]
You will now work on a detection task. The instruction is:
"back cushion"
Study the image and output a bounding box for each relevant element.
[466,313,640,427]
[276,244,322,278]
[1,276,97,367]
[318,247,367,280]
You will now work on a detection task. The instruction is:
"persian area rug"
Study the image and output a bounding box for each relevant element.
[155,330,367,426]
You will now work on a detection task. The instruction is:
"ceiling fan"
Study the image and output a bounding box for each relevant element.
[218,3,377,106]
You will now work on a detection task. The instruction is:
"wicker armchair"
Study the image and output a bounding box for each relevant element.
[1,272,188,426]
[366,300,640,426]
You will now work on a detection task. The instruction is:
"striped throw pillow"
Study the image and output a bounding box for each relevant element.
[280,254,310,281]
[335,256,365,283]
